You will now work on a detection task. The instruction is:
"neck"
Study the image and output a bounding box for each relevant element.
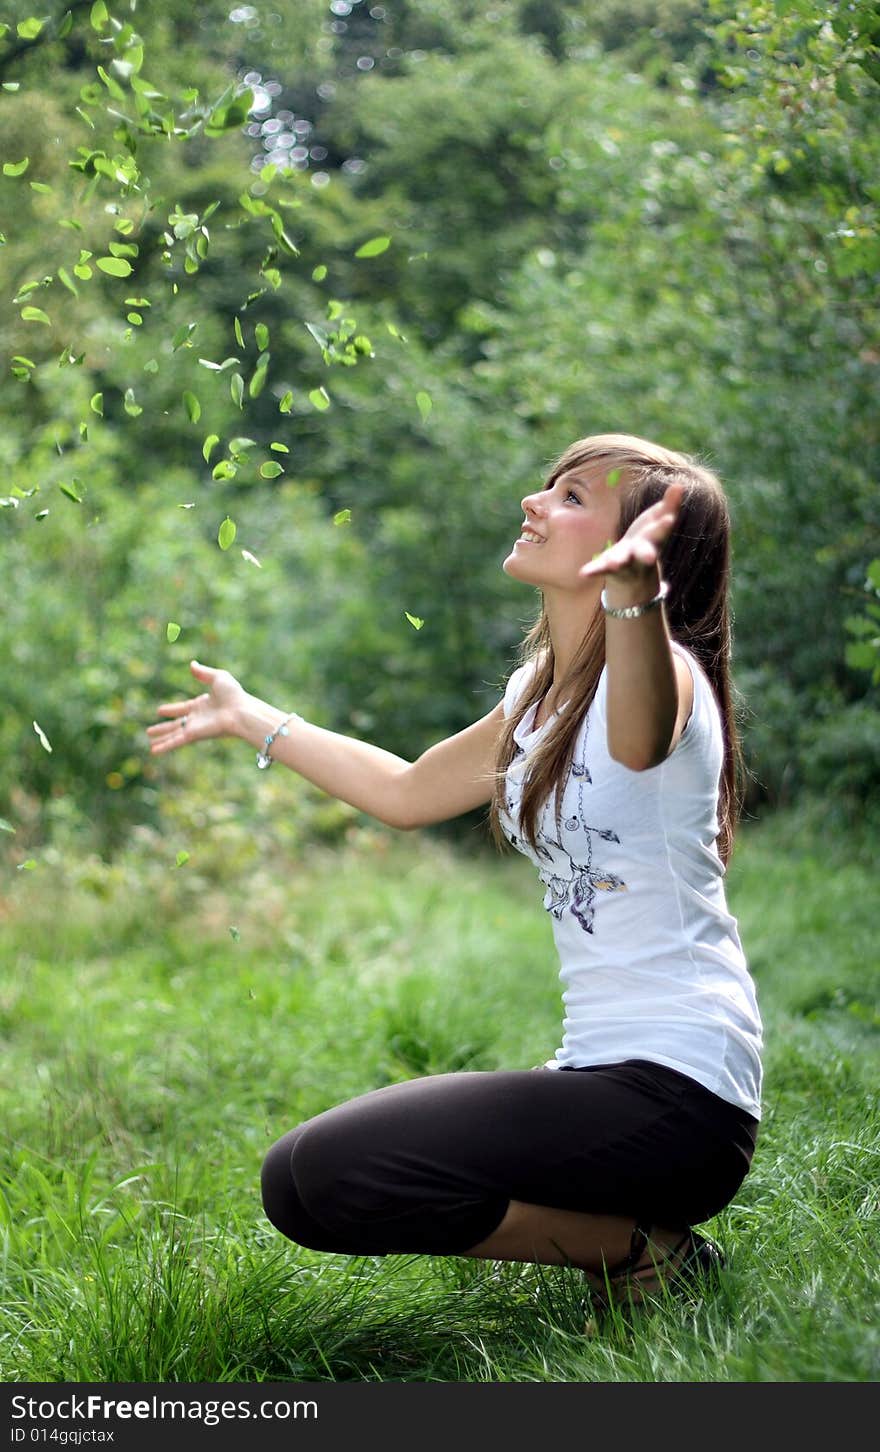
[542,582,603,685]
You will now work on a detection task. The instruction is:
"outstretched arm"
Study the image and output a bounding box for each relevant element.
[147,660,506,830]
[580,483,694,771]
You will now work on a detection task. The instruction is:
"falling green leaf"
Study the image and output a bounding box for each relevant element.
[166,622,181,642]
[416,391,432,422]
[230,373,244,409]
[0,819,16,834]
[312,264,327,281]
[58,267,78,297]
[33,720,52,753]
[334,509,351,527]
[3,159,30,177]
[355,236,391,258]
[17,19,43,40]
[249,360,268,398]
[202,433,219,464]
[218,516,236,550]
[309,387,330,411]
[255,322,269,351]
[212,460,237,481]
[259,460,283,479]
[21,306,50,325]
[241,550,261,568]
[173,850,189,869]
[90,392,103,416]
[90,0,109,29]
[17,859,39,871]
[172,321,197,351]
[269,442,289,453]
[183,390,201,424]
[279,391,293,414]
[234,316,244,348]
[386,322,407,341]
[143,358,159,373]
[96,256,133,277]
[229,925,241,941]
[405,612,425,631]
[123,388,142,417]
[59,480,84,503]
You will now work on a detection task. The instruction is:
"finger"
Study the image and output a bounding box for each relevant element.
[190,660,216,681]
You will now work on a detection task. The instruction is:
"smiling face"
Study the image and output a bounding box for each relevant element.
[502,465,625,594]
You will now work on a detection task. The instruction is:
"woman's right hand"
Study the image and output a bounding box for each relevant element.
[146,660,247,756]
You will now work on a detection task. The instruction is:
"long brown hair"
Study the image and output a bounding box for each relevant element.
[489,433,744,865]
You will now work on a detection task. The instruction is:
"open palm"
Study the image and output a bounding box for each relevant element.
[580,482,683,585]
[146,660,246,755]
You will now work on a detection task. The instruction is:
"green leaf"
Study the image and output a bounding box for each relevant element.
[416,390,432,422]
[202,434,219,464]
[59,480,83,503]
[90,0,109,29]
[259,460,283,478]
[255,322,269,351]
[249,361,268,399]
[205,90,254,136]
[143,359,159,373]
[230,373,244,409]
[234,316,245,348]
[212,460,237,481]
[229,925,241,941]
[334,509,351,527]
[17,860,39,871]
[3,159,30,177]
[309,387,330,411]
[123,387,142,417]
[241,549,262,568]
[606,468,622,489]
[269,441,289,453]
[173,850,190,869]
[218,517,237,550]
[33,720,52,753]
[228,437,257,456]
[0,819,16,834]
[89,392,103,416]
[405,612,425,631]
[171,321,197,351]
[166,622,181,643]
[312,264,327,281]
[17,19,44,40]
[57,267,78,297]
[29,181,52,194]
[21,306,51,325]
[355,236,391,258]
[96,256,133,277]
[279,391,293,414]
[386,322,407,341]
[183,390,201,424]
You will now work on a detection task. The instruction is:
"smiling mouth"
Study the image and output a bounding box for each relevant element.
[518,530,544,544]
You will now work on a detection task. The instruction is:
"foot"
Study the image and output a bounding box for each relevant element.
[589,1227,725,1309]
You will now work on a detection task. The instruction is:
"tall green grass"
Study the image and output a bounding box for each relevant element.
[1,807,877,1382]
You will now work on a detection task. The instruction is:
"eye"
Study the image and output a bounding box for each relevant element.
[566,489,582,504]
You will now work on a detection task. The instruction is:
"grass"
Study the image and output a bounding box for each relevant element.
[1,806,878,1382]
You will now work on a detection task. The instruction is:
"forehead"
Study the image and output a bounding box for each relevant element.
[548,463,611,489]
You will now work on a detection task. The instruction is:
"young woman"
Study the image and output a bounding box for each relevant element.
[147,432,762,1307]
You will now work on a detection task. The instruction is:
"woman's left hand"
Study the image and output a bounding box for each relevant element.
[579,482,683,586]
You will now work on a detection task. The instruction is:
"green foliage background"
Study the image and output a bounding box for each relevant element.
[1,0,878,861]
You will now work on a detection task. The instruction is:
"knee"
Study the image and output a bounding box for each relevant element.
[260,1128,340,1252]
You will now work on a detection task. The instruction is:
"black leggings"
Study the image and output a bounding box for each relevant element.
[260,1060,759,1257]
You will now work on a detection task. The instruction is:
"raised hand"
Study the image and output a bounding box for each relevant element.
[146,660,247,755]
[580,482,683,587]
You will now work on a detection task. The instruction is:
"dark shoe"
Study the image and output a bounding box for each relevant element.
[588,1224,725,1310]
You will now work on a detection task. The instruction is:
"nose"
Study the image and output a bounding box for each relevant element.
[520,488,544,517]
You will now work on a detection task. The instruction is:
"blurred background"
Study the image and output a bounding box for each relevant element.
[2,0,878,876]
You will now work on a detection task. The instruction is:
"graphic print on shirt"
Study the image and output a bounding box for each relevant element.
[504,737,627,935]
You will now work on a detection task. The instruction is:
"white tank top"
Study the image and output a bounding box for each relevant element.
[501,646,763,1118]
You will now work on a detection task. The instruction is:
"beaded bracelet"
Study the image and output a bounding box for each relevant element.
[255,712,302,769]
[600,579,669,619]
